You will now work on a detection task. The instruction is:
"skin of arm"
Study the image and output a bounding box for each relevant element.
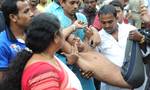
[76,51,131,88]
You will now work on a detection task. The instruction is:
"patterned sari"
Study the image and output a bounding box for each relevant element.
[22,56,82,90]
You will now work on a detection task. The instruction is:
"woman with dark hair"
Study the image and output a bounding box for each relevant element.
[0,13,82,90]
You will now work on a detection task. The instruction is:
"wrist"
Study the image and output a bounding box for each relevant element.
[72,24,76,31]
[139,35,145,44]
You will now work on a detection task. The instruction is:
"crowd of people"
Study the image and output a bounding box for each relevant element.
[0,0,150,90]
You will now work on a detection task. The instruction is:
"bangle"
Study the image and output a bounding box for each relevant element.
[139,35,145,44]
[72,24,76,31]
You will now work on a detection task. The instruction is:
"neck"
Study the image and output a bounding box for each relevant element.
[64,12,76,21]
[112,30,118,41]
[40,51,54,59]
[10,24,25,40]
[84,8,96,13]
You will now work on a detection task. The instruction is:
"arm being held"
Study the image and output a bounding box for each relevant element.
[76,49,144,88]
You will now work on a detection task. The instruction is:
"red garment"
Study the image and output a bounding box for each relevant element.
[123,18,129,24]
[92,14,102,31]
[22,60,81,90]
[22,62,64,90]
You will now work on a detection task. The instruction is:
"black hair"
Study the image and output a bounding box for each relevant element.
[0,0,4,10]
[109,0,123,10]
[98,5,117,18]
[1,0,24,26]
[0,13,61,90]
[83,0,97,2]
[26,13,61,53]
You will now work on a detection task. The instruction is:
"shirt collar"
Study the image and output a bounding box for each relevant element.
[5,26,16,42]
[5,26,25,43]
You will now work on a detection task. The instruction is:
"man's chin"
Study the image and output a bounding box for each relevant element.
[105,30,114,34]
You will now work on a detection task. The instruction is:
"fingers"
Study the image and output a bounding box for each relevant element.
[129,30,136,40]
[73,20,87,29]
[129,30,143,41]
[81,70,94,79]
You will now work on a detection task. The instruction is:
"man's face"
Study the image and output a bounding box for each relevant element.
[84,0,96,12]
[67,34,84,52]
[29,0,39,6]
[100,13,118,34]
[16,1,33,29]
[115,6,124,23]
[61,0,80,16]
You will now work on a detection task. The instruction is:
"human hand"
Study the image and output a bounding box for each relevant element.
[73,20,87,30]
[63,43,79,65]
[79,68,94,79]
[84,26,93,39]
[89,26,101,48]
[129,30,143,42]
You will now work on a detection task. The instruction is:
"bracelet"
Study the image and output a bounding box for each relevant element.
[139,35,145,44]
[72,24,76,31]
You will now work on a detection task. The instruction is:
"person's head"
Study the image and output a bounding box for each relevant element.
[0,13,63,90]
[26,13,64,53]
[83,0,97,12]
[60,0,80,17]
[109,0,124,23]
[0,0,4,10]
[98,5,118,34]
[67,34,80,46]
[1,0,33,28]
[39,0,47,5]
[67,34,84,52]
[29,0,39,6]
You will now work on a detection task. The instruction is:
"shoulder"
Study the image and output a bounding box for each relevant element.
[76,12,86,18]
[22,62,61,90]
[119,23,137,31]
[45,2,62,13]
[23,62,60,82]
[24,62,57,72]
[99,29,106,36]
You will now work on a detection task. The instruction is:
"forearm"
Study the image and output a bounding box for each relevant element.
[61,41,72,54]
[76,51,131,88]
[62,25,75,39]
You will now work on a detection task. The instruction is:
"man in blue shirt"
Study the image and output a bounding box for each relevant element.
[0,0,33,78]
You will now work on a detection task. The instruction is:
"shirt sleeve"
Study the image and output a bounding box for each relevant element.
[0,44,10,70]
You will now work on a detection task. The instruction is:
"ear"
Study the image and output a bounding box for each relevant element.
[59,0,64,7]
[9,14,17,23]
[54,35,60,44]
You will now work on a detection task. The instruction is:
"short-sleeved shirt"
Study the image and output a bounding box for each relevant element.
[0,27,26,69]
[45,2,96,90]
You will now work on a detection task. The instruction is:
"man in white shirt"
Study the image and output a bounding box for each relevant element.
[96,5,137,90]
